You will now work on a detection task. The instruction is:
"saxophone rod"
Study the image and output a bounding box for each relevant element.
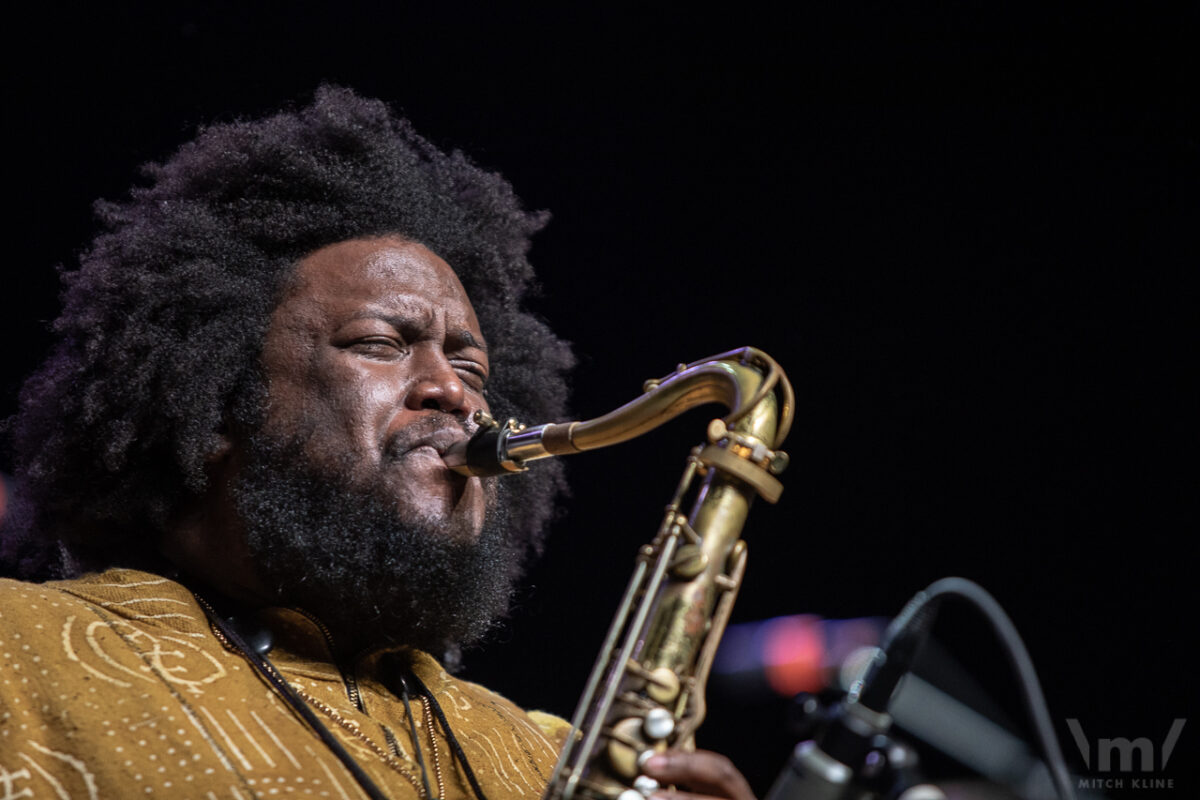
[443,348,794,478]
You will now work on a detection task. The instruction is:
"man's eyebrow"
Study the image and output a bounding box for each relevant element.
[455,329,488,353]
[350,308,488,353]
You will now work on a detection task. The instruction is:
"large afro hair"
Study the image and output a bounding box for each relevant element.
[2,85,573,579]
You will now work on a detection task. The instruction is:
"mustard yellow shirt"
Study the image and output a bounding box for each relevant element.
[0,568,570,799]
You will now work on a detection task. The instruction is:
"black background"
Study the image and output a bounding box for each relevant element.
[2,3,1195,796]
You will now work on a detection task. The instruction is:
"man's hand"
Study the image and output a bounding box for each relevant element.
[641,750,757,800]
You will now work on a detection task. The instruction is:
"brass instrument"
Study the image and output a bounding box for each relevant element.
[446,347,793,800]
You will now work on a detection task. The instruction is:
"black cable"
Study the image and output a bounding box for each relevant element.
[405,669,492,800]
[893,578,1078,800]
[196,598,394,800]
[397,673,435,799]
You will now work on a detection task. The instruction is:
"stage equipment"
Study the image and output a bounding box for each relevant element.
[764,578,1080,800]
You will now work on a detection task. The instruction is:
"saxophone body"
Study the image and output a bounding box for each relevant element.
[446,347,794,800]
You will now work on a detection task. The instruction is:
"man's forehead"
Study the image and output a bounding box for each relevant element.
[276,237,485,340]
[291,237,451,287]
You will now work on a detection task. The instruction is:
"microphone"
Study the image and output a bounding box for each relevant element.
[765,593,943,800]
[758,578,1083,800]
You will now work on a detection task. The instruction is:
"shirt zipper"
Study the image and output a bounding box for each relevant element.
[290,606,443,798]
[287,605,365,710]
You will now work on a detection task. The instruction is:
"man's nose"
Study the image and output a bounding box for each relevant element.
[405,349,468,415]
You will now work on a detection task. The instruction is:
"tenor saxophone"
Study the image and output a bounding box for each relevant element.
[446,347,794,800]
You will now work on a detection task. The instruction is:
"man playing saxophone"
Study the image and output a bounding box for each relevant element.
[0,86,756,800]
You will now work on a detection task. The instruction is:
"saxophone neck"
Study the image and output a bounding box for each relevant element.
[445,347,794,478]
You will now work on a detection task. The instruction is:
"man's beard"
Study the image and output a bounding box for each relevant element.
[232,428,524,661]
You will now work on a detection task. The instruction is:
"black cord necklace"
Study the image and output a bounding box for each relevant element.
[195,595,394,800]
[403,668,491,800]
[194,591,491,800]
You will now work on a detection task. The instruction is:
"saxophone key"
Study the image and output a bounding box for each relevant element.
[668,544,709,579]
[642,707,675,740]
[633,775,661,795]
[604,717,646,779]
[625,660,682,705]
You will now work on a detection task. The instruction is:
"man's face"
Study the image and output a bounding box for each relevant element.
[258,236,491,539]
[226,236,523,654]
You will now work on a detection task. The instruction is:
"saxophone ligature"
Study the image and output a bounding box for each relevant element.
[445,347,794,800]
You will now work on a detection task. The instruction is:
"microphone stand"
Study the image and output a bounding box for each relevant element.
[765,578,1079,800]
[765,589,944,800]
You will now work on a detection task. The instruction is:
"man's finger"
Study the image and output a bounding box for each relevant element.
[642,751,757,800]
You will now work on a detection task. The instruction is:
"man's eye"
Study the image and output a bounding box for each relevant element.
[454,362,488,389]
[351,338,404,355]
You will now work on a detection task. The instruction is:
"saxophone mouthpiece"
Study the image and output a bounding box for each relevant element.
[441,440,469,471]
[446,416,536,478]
